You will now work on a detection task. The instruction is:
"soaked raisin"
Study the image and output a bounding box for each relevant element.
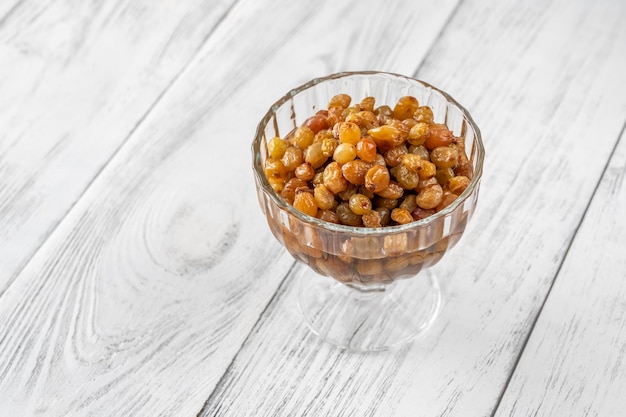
[293,191,318,217]
[337,202,362,226]
[293,127,315,149]
[393,96,419,120]
[282,146,303,171]
[268,137,290,159]
[416,184,443,209]
[329,94,351,109]
[314,184,336,210]
[323,162,348,194]
[391,208,413,224]
[356,137,377,162]
[364,165,390,193]
[384,145,408,167]
[342,160,370,185]
[333,143,357,164]
[448,175,470,195]
[430,146,458,169]
[362,210,382,228]
[349,193,372,215]
[337,122,361,145]
[294,163,315,181]
[424,124,454,150]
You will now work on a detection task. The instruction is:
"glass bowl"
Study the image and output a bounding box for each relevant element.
[252,71,484,351]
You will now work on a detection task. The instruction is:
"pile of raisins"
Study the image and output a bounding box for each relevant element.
[264,94,473,228]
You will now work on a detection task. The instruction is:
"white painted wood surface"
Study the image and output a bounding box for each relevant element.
[0,0,625,416]
[495,126,626,416]
[0,0,238,292]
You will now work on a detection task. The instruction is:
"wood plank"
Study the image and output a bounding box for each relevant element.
[0,0,459,415]
[199,0,626,416]
[494,125,626,416]
[0,0,238,292]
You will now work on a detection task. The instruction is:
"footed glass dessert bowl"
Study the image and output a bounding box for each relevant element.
[252,71,484,351]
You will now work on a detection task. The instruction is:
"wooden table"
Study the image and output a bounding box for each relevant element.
[1,0,625,415]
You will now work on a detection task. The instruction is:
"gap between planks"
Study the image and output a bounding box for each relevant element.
[489,117,626,417]
[0,0,242,300]
[195,262,297,417]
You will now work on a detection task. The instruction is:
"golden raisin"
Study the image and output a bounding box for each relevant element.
[373,153,386,166]
[416,184,443,209]
[281,146,303,171]
[333,143,357,164]
[408,122,429,146]
[320,138,338,157]
[318,209,340,224]
[293,191,318,217]
[282,178,308,204]
[384,145,408,167]
[409,144,430,160]
[359,96,375,112]
[264,158,287,179]
[430,146,458,169]
[305,114,328,134]
[329,94,351,109]
[391,208,413,224]
[293,126,315,149]
[448,175,470,195]
[437,192,457,212]
[268,137,290,159]
[268,177,285,193]
[417,177,438,192]
[304,141,328,169]
[392,165,420,190]
[412,207,435,220]
[327,106,343,127]
[315,129,334,143]
[341,159,370,185]
[424,124,454,150]
[364,165,390,193]
[349,193,372,215]
[414,106,434,123]
[314,184,336,210]
[294,162,315,181]
[376,181,404,199]
[374,105,393,117]
[337,122,361,145]
[356,137,377,162]
[384,119,409,141]
[416,160,437,179]
[367,125,403,151]
[393,96,419,120]
[362,210,382,228]
[323,161,349,194]
[345,111,377,129]
[402,118,418,130]
[401,153,422,172]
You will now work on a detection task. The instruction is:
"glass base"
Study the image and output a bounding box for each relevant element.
[296,266,442,352]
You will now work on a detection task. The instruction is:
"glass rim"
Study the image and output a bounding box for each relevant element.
[252,70,484,236]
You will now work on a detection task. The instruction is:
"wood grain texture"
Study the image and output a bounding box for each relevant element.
[0,0,238,292]
[494,124,626,416]
[200,0,626,416]
[0,0,459,415]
